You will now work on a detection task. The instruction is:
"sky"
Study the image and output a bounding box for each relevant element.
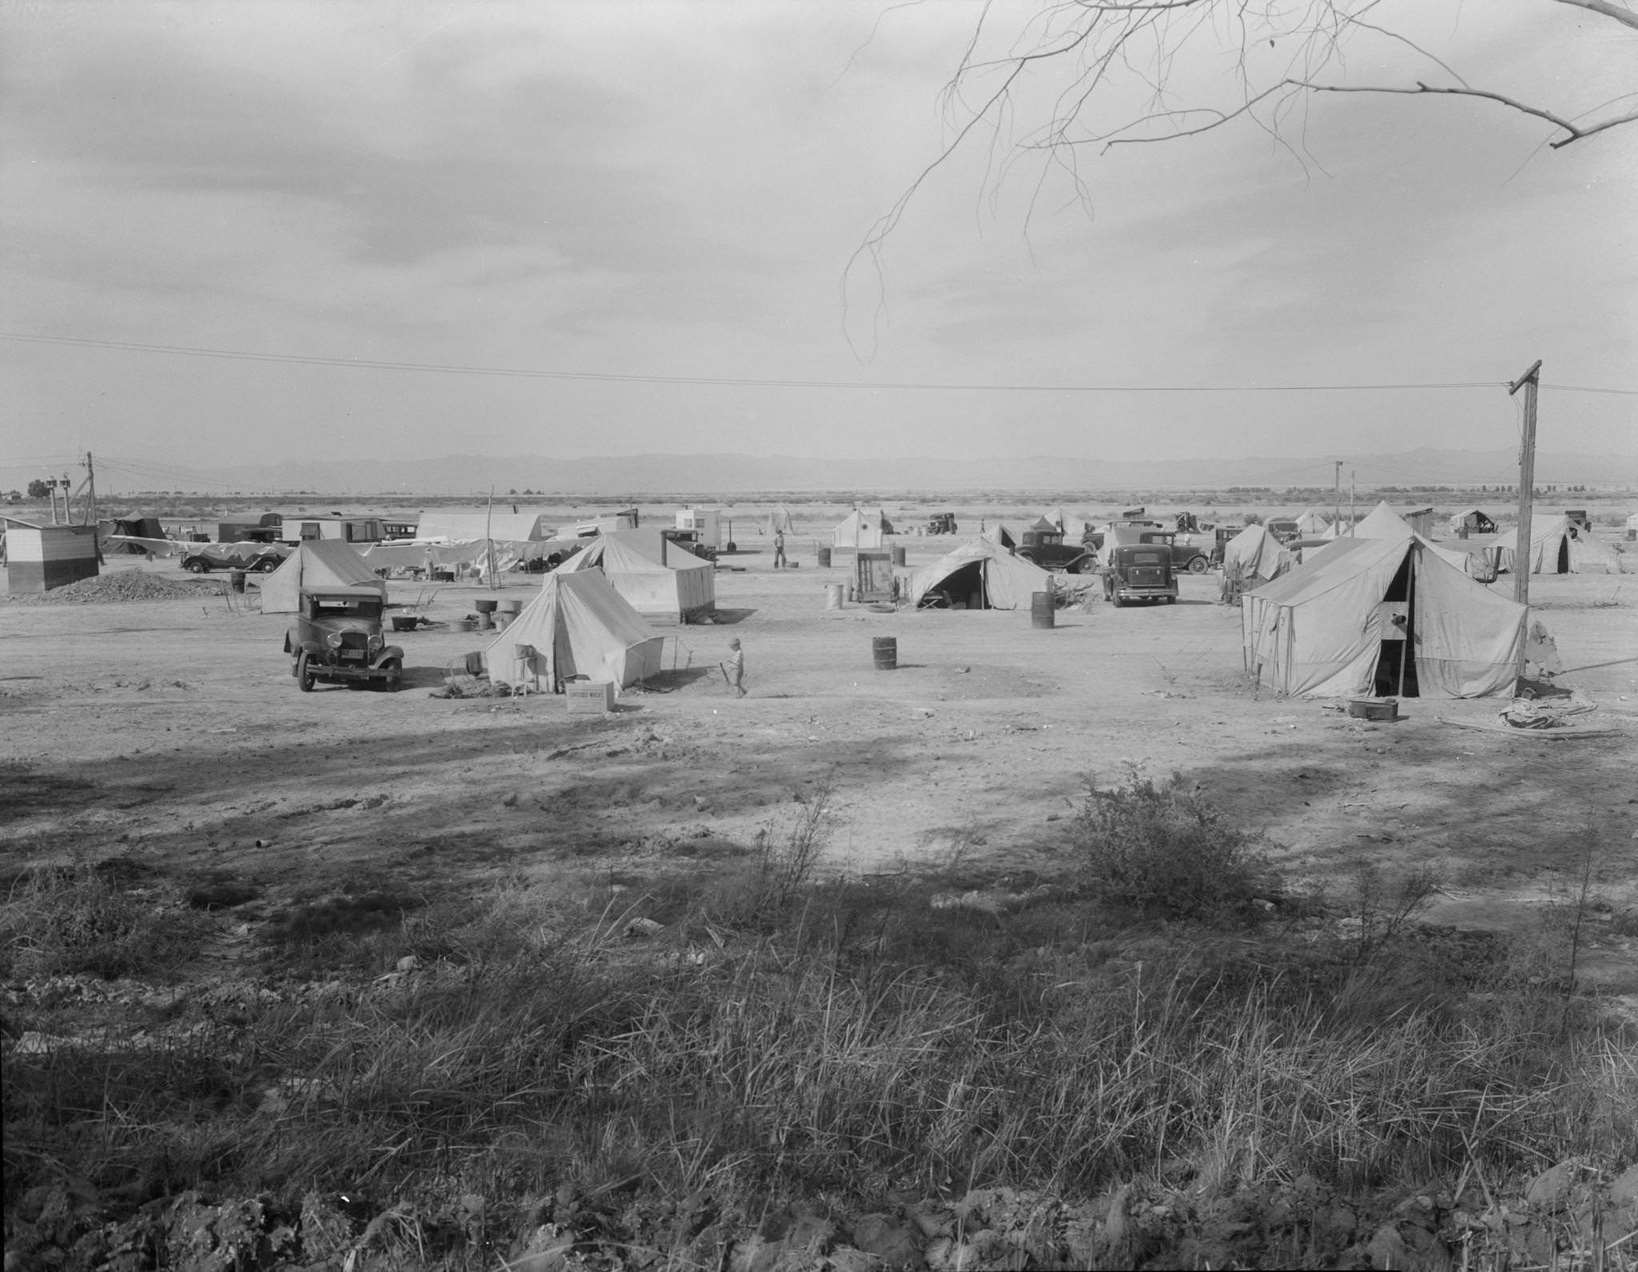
[2,0,1635,491]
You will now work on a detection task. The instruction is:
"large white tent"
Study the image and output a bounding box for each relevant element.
[908,536,1053,610]
[558,529,716,623]
[415,512,555,542]
[1222,523,1293,584]
[1352,502,1416,539]
[1294,509,1331,536]
[484,571,664,694]
[1527,516,1622,574]
[257,540,387,614]
[1242,530,1528,698]
[831,508,891,550]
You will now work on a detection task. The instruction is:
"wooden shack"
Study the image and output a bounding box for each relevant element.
[4,519,100,592]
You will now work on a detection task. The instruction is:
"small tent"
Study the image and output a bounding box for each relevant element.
[832,508,891,550]
[484,570,663,694]
[765,505,794,536]
[257,540,387,614]
[981,522,1016,550]
[1294,510,1331,536]
[908,536,1052,610]
[1222,522,1293,584]
[558,529,715,623]
[1046,508,1092,542]
[1528,516,1621,574]
[1353,502,1416,539]
[1242,530,1527,699]
[1448,509,1498,535]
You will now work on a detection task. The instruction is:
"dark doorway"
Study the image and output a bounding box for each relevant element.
[1372,552,1421,698]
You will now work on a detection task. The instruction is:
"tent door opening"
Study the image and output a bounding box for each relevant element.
[1557,538,1570,573]
[1372,554,1421,698]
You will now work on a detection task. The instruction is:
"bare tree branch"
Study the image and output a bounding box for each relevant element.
[1553,0,1638,32]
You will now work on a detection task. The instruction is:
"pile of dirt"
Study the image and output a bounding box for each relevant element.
[8,572,223,605]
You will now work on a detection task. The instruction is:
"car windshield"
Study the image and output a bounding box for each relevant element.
[306,596,382,620]
[1127,550,1167,566]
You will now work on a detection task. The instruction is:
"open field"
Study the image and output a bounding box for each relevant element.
[4,505,1637,1269]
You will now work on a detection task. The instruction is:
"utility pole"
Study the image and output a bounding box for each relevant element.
[83,452,97,527]
[1349,469,1356,535]
[1509,360,1541,608]
[1333,460,1342,531]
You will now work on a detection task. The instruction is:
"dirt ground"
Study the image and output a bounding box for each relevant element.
[3,512,1637,1018]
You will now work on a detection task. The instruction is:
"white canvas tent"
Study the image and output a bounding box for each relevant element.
[908,536,1053,610]
[558,529,715,623]
[1222,523,1293,584]
[765,505,794,536]
[1353,502,1415,539]
[484,571,663,694]
[1046,507,1093,541]
[1242,530,1527,698]
[257,540,387,614]
[1448,509,1498,535]
[1528,516,1621,574]
[1294,509,1331,536]
[832,508,891,550]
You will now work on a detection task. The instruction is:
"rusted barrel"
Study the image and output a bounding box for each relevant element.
[1031,591,1055,629]
[872,636,897,670]
[817,547,832,568]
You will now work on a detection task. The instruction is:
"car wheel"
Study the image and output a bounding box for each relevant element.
[378,658,402,692]
[1187,555,1207,573]
[254,556,280,573]
[296,652,315,692]
[183,558,210,574]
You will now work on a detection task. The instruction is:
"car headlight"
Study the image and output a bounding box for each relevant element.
[367,634,383,654]
[327,632,344,649]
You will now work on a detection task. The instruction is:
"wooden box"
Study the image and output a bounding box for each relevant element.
[566,680,615,715]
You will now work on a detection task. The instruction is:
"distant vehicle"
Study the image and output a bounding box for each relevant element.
[1015,523,1097,573]
[1210,526,1244,567]
[380,519,418,541]
[277,515,387,547]
[1264,518,1301,545]
[1101,544,1178,606]
[661,527,719,563]
[284,588,403,692]
[181,544,290,574]
[1137,530,1211,574]
[926,512,958,535]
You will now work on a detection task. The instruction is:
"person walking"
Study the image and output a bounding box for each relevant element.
[772,529,786,570]
[720,637,746,697]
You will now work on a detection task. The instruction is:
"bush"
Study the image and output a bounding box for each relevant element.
[1069,771,1274,922]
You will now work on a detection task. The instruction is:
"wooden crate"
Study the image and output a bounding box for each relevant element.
[565,680,615,715]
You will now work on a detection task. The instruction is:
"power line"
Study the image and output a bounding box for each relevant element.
[0,329,1567,395]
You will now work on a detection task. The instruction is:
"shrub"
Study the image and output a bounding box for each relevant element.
[1069,771,1275,922]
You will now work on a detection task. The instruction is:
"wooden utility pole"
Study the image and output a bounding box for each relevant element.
[83,451,97,528]
[1333,460,1342,531]
[1509,360,1541,607]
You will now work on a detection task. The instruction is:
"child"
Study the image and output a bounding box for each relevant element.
[720,638,746,697]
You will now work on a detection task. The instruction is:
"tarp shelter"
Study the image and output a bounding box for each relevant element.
[1527,516,1621,574]
[981,523,1016,550]
[1242,529,1527,699]
[558,529,715,623]
[908,536,1053,610]
[1222,523,1293,584]
[416,512,556,542]
[1294,510,1331,536]
[1449,509,1498,535]
[832,508,891,550]
[257,540,388,614]
[483,571,664,695]
[106,517,165,553]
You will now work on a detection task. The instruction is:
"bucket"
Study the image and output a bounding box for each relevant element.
[891,545,906,566]
[1030,591,1055,629]
[817,547,832,568]
[474,598,498,614]
[872,636,897,671]
[825,583,844,610]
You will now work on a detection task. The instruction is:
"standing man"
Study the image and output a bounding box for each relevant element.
[772,529,787,569]
[720,638,746,697]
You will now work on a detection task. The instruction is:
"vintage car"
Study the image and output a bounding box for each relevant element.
[1134,530,1211,574]
[181,543,290,573]
[1101,544,1179,606]
[284,588,404,692]
[1015,523,1097,573]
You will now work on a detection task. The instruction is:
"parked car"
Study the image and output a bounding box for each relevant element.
[1264,518,1301,545]
[1136,530,1211,574]
[1101,544,1178,606]
[284,588,404,692]
[1015,525,1097,573]
[181,544,289,573]
[926,512,958,535]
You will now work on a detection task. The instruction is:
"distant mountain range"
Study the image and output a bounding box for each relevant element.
[103,447,1638,496]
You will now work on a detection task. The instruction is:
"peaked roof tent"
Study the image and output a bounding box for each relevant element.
[484,570,664,694]
[557,529,716,623]
[257,540,387,614]
[907,536,1053,610]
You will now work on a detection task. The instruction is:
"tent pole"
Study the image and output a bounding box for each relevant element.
[1508,361,1541,610]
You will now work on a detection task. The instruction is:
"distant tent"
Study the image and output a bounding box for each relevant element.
[1222,523,1293,584]
[1294,510,1331,536]
[981,523,1016,550]
[106,517,165,553]
[766,505,794,535]
[1528,516,1621,575]
[908,536,1053,610]
[558,529,716,623]
[1353,502,1416,539]
[1242,530,1527,698]
[831,508,891,550]
[1448,509,1498,535]
[483,571,663,694]
[257,540,387,614]
[1046,507,1092,541]
[415,511,555,542]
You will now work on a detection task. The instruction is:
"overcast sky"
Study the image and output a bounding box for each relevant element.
[3,0,1635,489]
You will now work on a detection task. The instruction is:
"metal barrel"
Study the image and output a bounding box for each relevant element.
[817,546,832,568]
[871,636,897,670]
[1031,591,1055,629]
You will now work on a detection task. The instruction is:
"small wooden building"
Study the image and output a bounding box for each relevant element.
[4,519,100,592]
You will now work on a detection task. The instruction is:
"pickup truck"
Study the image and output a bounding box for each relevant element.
[1102,544,1179,606]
